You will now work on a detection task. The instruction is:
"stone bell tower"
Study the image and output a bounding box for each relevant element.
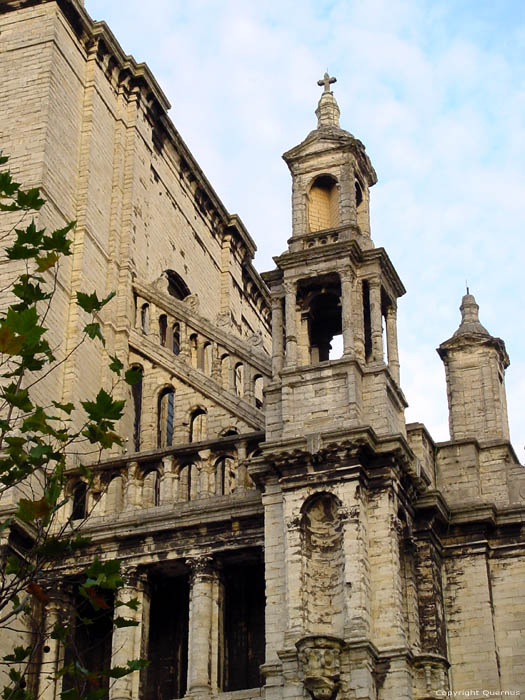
[262,72,407,444]
[250,77,442,700]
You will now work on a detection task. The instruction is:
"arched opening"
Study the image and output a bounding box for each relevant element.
[172,323,181,355]
[159,315,167,346]
[221,354,230,389]
[141,303,150,334]
[203,342,212,375]
[143,470,161,508]
[189,334,198,368]
[158,387,175,448]
[299,275,343,363]
[233,362,244,397]
[165,270,191,300]
[215,456,235,496]
[72,482,87,521]
[180,463,199,501]
[131,365,144,452]
[254,375,264,409]
[308,175,339,232]
[189,408,207,443]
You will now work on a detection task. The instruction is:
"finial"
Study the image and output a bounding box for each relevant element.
[317,72,337,94]
[466,280,469,295]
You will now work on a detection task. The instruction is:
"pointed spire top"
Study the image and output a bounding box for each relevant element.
[315,72,340,129]
[453,291,490,338]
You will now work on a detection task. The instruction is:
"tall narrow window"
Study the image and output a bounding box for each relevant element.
[159,315,167,346]
[203,342,212,375]
[132,365,143,452]
[215,456,235,495]
[189,334,198,368]
[158,388,175,448]
[143,470,161,507]
[254,375,264,409]
[233,363,244,397]
[141,303,149,334]
[189,408,206,443]
[71,482,87,521]
[172,323,181,355]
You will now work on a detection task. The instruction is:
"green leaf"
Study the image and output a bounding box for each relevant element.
[109,355,123,375]
[0,325,25,355]
[52,401,74,415]
[113,616,138,629]
[76,290,115,314]
[115,597,139,611]
[125,367,143,386]
[83,322,105,346]
[5,556,21,576]
[81,390,125,422]
[16,187,45,210]
[2,385,33,411]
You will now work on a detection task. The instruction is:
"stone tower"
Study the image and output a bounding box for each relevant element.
[251,76,437,700]
[438,292,510,442]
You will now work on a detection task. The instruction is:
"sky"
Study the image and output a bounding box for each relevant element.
[84,0,525,457]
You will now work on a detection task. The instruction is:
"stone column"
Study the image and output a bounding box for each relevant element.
[110,568,149,700]
[284,280,297,368]
[271,293,284,376]
[339,267,355,357]
[369,278,384,362]
[236,440,249,489]
[244,365,255,404]
[186,556,220,697]
[124,461,140,509]
[160,455,176,503]
[385,304,400,383]
[38,583,73,700]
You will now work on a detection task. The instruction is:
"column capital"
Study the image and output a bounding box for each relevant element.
[368,275,381,290]
[386,302,397,317]
[283,279,296,295]
[121,565,148,590]
[338,266,355,284]
[186,555,218,583]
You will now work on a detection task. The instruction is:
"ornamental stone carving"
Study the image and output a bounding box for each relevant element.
[296,635,344,700]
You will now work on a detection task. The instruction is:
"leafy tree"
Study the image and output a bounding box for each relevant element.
[0,155,146,699]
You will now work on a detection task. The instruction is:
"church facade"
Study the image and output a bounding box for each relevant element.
[0,1,524,699]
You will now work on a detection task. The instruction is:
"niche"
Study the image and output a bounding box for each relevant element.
[301,493,345,637]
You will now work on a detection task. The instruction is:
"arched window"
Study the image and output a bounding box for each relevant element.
[189,408,207,443]
[172,323,181,355]
[215,456,235,495]
[221,354,230,389]
[158,388,175,448]
[308,175,339,232]
[131,365,143,452]
[159,315,167,346]
[140,303,149,334]
[233,362,244,397]
[72,482,87,521]
[203,342,212,375]
[143,470,161,508]
[165,270,191,300]
[180,463,199,501]
[254,375,264,409]
[189,334,198,368]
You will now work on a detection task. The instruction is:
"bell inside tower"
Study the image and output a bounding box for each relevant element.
[298,275,343,363]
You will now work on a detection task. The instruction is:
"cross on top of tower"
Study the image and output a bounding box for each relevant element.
[317,72,336,93]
